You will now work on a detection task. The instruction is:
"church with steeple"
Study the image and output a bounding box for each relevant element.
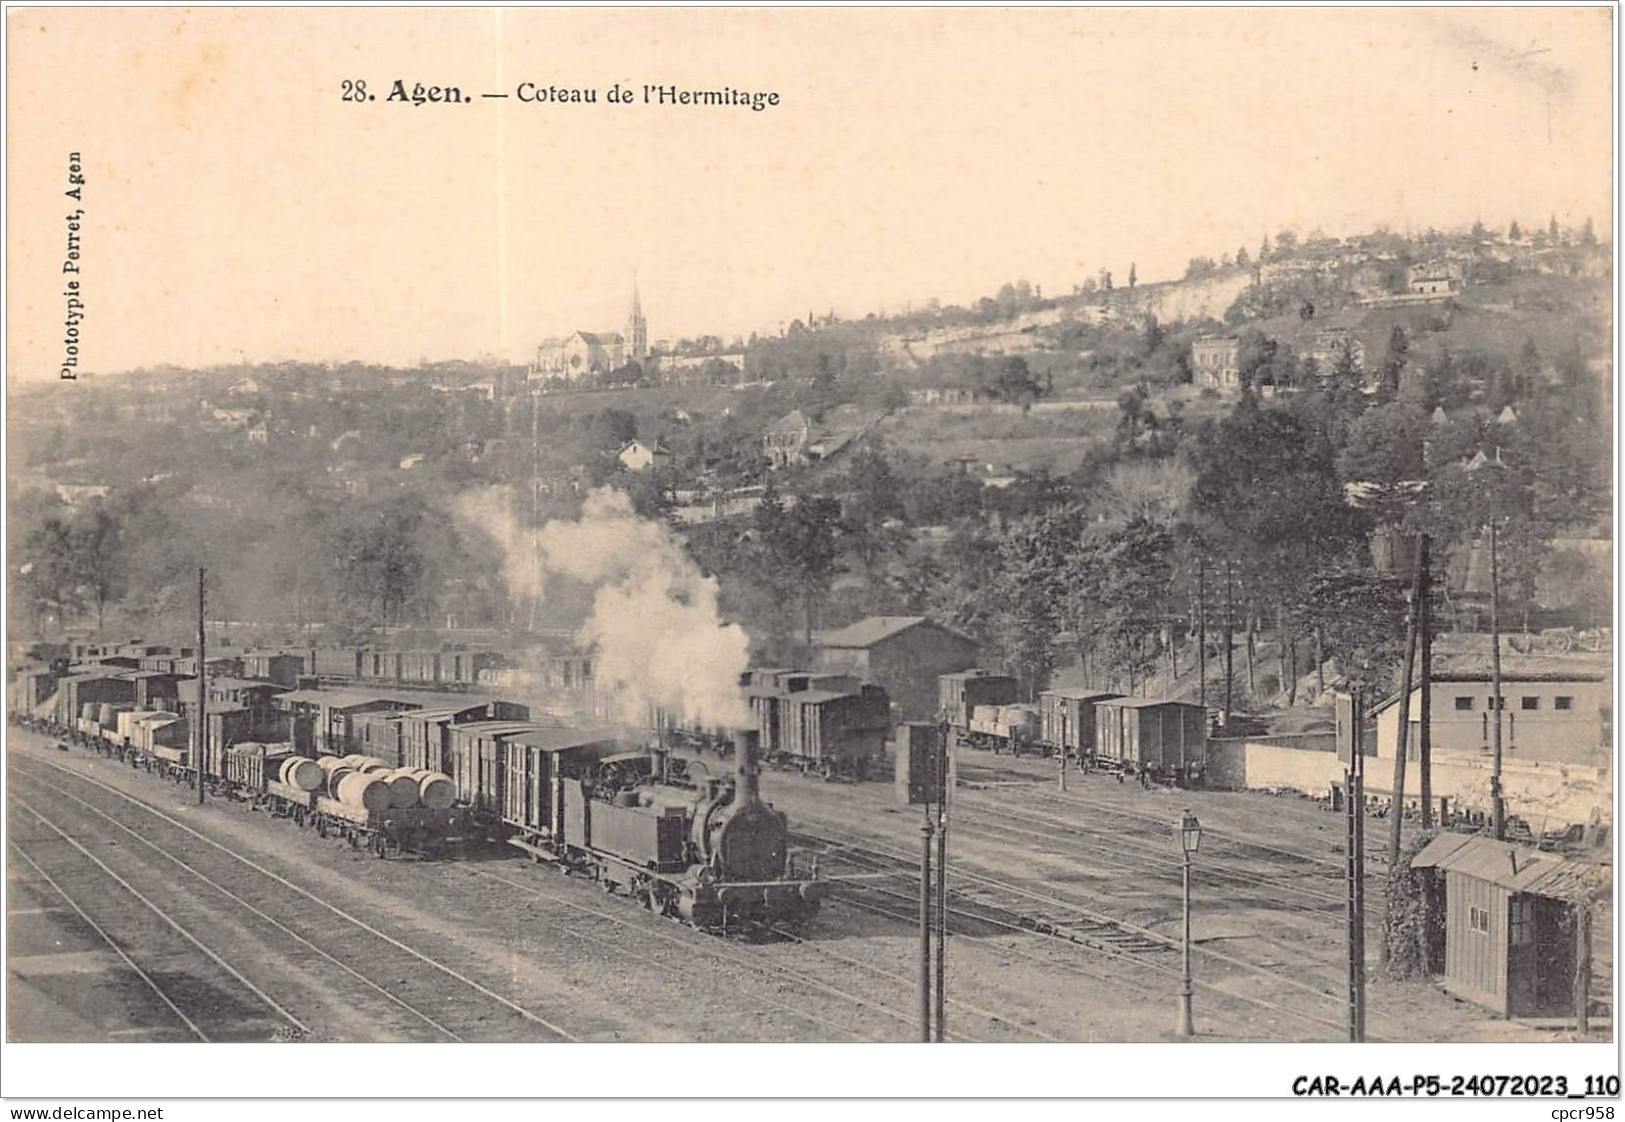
[530,278,648,382]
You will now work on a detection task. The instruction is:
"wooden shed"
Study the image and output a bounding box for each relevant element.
[1411,834,1607,1020]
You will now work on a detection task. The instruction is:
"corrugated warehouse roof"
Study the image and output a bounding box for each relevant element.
[1411,834,1609,904]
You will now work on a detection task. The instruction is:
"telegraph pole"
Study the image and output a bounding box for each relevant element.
[195,567,207,806]
[934,726,948,1042]
[919,811,933,1042]
[1345,687,1367,1042]
[1418,536,1434,827]
[1489,520,1506,839]
[1222,561,1233,722]
[1386,540,1423,891]
[1196,560,1207,712]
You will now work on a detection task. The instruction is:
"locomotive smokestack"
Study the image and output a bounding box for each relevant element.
[733,728,761,805]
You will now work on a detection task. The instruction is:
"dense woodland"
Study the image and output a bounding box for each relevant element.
[9,222,1612,716]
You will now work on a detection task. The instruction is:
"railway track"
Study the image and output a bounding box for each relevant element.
[795,823,1397,1041]
[13,737,1045,1042]
[10,753,582,1042]
[944,798,1349,917]
[465,862,1052,1042]
[1010,777,1392,874]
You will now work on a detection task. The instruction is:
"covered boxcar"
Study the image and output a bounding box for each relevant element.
[1038,688,1124,761]
[1093,697,1206,785]
[773,685,891,779]
[500,727,622,840]
[445,720,538,819]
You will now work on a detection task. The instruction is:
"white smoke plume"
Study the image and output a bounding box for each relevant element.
[454,487,545,605]
[458,486,751,728]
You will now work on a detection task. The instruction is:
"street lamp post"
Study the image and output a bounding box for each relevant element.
[1177,809,1202,1039]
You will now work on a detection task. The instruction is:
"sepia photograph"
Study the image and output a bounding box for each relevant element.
[2,2,1618,1109]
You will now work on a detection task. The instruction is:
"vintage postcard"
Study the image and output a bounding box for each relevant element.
[3,3,1617,1110]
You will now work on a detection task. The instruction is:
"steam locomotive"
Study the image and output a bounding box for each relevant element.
[504,728,825,928]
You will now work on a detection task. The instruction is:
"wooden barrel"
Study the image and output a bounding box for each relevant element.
[417,771,456,810]
[337,772,392,814]
[280,756,324,792]
[326,766,355,798]
[383,770,421,808]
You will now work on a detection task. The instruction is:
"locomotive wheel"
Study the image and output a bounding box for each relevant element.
[316,818,329,839]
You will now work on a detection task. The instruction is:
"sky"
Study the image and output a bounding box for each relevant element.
[5,7,1614,381]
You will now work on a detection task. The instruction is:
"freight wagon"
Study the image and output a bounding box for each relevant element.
[966,702,1041,754]
[770,684,891,779]
[938,670,1018,734]
[1038,688,1124,762]
[1093,697,1207,786]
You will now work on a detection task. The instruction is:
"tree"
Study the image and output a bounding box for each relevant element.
[70,505,124,631]
[1336,400,1430,500]
[1235,246,1251,269]
[1274,229,1299,256]
[16,516,80,632]
[1381,325,1410,396]
[991,506,1084,698]
[754,492,843,646]
[1581,217,1598,247]
[1549,214,1561,243]
[837,443,910,579]
[1508,219,1522,242]
[993,356,1043,408]
[1235,328,1278,389]
[1471,219,1487,241]
[1141,315,1165,356]
[1128,263,1138,288]
[334,497,430,632]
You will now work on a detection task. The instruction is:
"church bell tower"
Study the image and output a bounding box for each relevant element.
[627,274,648,363]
